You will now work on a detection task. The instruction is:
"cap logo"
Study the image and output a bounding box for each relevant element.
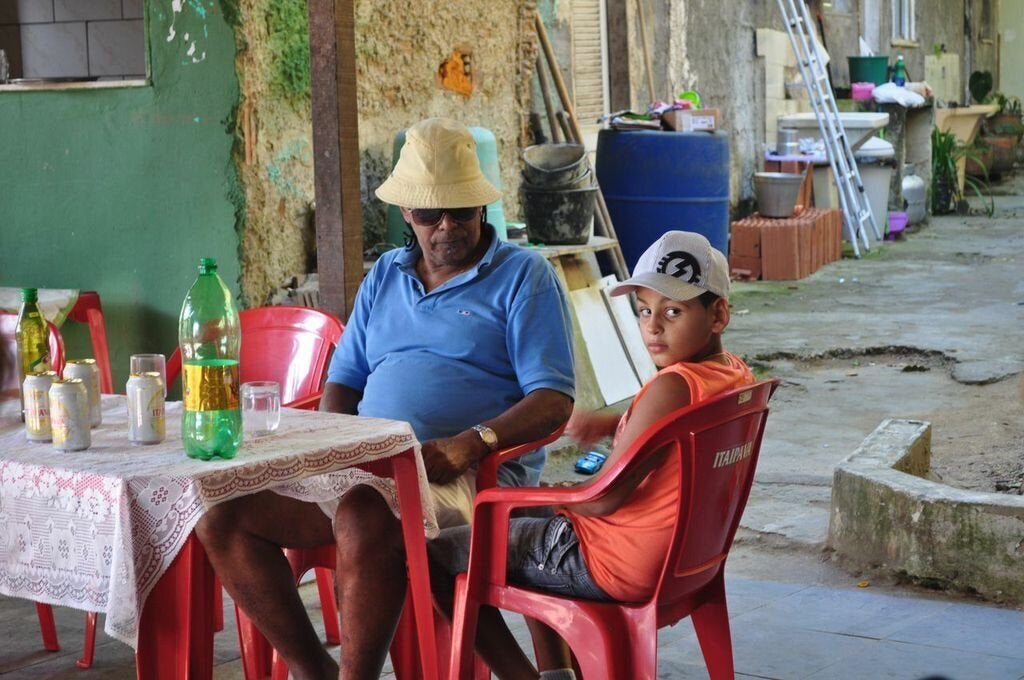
[656,250,703,284]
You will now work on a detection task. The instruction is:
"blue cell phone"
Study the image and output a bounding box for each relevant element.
[574,451,607,475]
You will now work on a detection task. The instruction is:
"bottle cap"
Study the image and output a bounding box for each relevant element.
[199,257,218,274]
[20,288,37,302]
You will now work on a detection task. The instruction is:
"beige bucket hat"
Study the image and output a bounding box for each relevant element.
[375,118,503,209]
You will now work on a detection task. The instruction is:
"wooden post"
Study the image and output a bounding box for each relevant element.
[308,0,362,320]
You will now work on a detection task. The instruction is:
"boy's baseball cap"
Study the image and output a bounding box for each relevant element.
[609,231,730,300]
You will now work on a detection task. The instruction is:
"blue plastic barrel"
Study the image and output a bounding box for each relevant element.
[386,127,507,248]
[596,129,730,271]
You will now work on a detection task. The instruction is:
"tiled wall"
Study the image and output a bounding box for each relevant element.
[0,0,144,81]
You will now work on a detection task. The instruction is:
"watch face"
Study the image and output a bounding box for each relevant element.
[475,425,498,449]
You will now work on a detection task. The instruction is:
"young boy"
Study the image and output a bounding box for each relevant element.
[428,231,754,680]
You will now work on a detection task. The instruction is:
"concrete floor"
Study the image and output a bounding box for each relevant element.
[3,179,1023,677]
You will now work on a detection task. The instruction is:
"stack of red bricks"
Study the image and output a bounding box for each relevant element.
[729,208,843,281]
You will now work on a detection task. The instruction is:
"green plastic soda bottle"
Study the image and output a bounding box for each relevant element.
[15,287,51,420]
[179,258,242,460]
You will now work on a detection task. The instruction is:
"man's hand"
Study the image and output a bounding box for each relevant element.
[421,431,489,485]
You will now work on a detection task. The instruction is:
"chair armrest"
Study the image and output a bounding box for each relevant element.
[465,480,616,589]
[475,422,567,491]
[285,392,322,411]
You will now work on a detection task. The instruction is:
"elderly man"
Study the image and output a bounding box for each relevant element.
[196,118,575,680]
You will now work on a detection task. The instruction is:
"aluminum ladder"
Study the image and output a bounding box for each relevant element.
[776,0,881,256]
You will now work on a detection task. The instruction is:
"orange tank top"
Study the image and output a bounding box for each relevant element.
[563,353,753,602]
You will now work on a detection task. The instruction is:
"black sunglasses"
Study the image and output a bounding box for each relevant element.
[408,207,480,227]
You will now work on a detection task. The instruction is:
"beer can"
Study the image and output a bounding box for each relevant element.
[23,371,58,442]
[49,379,91,452]
[63,359,102,427]
[127,372,166,445]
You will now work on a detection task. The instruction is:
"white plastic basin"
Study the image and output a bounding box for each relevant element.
[778,112,890,152]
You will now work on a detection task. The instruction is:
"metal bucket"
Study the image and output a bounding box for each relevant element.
[522,144,588,187]
[754,172,804,218]
[521,185,598,245]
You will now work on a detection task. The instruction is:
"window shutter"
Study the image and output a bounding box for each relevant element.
[571,0,608,126]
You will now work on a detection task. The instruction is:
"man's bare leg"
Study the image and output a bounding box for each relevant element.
[332,486,409,680]
[195,491,338,680]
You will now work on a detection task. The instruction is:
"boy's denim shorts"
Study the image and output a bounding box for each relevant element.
[428,514,612,602]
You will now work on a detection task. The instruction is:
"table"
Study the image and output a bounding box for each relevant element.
[0,394,439,679]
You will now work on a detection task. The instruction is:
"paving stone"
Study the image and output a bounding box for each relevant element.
[729,584,955,639]
[884,601,1024,660]
[808,639,1024,680]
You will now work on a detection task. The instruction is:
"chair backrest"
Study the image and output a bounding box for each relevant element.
[605,379,778,622]
[166,306,343,405]
[0,312,66,391]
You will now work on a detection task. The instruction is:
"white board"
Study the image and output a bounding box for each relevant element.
[598,276,658,384]
[570,286,641,405]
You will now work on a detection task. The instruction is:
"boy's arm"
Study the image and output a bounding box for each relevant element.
[562,373,691,517]
[566,408,623,447]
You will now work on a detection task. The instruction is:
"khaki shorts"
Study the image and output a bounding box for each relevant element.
[318,470,476,530]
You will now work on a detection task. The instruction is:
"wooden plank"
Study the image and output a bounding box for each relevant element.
[570,287,640,405]
[598,276,657,384]
[548,258,604,411]
[558,255,592,292]
[309,0,363,320]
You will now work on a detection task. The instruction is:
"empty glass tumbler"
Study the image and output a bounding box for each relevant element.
[241,381,281,437]
[130,354,168,397]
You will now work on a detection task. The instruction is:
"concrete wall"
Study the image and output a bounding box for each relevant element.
[234,0,536,306]
[830,419,1024,604]
[999,0,1024,96]
[0,2,240,391]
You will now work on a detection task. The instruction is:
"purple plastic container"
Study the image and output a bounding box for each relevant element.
[887,211,908,240]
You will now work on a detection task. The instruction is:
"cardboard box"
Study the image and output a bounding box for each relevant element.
[680,108,720,132]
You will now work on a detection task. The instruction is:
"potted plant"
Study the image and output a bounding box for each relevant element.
[931,127,994,215]
[931,127,958,214]
[980,93,1023,175]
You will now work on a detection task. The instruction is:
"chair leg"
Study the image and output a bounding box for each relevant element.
[235,604,274,680]
[315,567,341,645]
[690,574,734,680]
[35,603,60,652]
[214,579,225,632]
[76,611,98,668]
[446,576,481,680]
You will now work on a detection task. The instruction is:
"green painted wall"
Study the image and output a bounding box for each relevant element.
[0,3,241,393]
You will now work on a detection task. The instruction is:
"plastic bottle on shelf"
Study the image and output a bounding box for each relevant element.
[178,257,242,460]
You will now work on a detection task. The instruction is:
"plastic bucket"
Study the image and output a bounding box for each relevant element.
[848,56,888,86]
[887,211,908,240]
[754,172,804,218]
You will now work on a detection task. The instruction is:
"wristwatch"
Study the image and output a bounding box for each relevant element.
[471,424,499,452]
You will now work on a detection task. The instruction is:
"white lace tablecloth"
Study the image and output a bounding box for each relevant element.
[0,394,435,649]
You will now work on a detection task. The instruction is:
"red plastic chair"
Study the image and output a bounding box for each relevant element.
[75,305,344,669]
[236,425,567,680]
[447,380,780,680]
[66,291,114,394]
[166,305,343,410]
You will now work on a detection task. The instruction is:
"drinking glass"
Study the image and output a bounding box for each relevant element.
[130,353,167,397]
[241,381,281,437]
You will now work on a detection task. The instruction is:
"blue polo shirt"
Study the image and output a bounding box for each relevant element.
[326,226,575,487]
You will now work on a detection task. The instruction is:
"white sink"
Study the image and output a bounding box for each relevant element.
[777,112,890,152]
